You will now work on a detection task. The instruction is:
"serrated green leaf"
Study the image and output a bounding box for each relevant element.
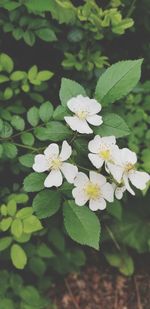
[16,207,33,219]
[37,70,53,81]
[34,121,72,141]
[11,115,25,131]
[11,218,23,238]
[19,154,34,167]
[63,201,101,250]
[39,101,53,122]
[59,78,86,106]
[53,105,69,120]
[11,244,27,269]
[21,132,35,146]
[95,59,143,105]
[27,107,39,127]
[28,65,38,81]
[94,113,130,138]
[37,243,54,258]
[3,143,18,158]
[23,215,42,233]
[0,217,12,231]
[0,53,14,73]
[36,28,57,42]
[7,199,17,216]
[23,173,46,192]
[33,189,61,219]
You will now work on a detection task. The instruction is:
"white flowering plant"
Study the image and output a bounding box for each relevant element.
[23,59,150,253]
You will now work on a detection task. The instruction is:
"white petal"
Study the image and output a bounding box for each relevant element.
[101,183,114,202]
[74,172,89,187]
[123,174,135,195]
[89,198,106,211]
[86,99,102,114]
[129,171,150,190]
[67,95,87,113]
[72,187,88,206]
[88,153,104,169]
[86,115,103,126]
[88,135,102,153]
[33,154,49,172]
[60,141,72,161]
[115,186,126,200]
[61,162,78,184]
[89,171,106,185]
[44,170,63,188]
[64,116,92,134]
[44,143,59,157]
[120,148,137,165]
[107,162,123,183]
[101,136,116,145]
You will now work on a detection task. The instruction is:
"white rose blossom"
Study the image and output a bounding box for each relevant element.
[72,171,114,211]
[108,148,150,195]
[33,141,78,188]
[64,95,103,134]
[112,183,126,200]
[88,135,119,171]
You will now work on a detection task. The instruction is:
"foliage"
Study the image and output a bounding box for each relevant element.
[0,0,150,306]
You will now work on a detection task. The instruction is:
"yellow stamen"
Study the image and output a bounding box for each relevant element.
[85,182,101,200]
[125,163,134,172]
[76,111,87,120]
[99,149,110,160]
[51,158,62,170]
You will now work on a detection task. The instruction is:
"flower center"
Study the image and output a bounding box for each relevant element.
[76,110,88,120]
[99,148,111,160]
[51,158,62,170]
[85,182,101,200]
[125,163,134,172]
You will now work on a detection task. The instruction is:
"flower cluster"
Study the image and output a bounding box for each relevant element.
[33,95,150,211]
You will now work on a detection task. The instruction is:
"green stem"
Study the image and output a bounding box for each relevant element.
[105,225,121,251]
[14,143,39,152]
[126,0,136,17]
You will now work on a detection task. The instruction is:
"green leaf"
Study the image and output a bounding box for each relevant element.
[16,207,33,219]
[0,121,13,138]
[104,249,134,276]
[25,0,52,11]
[59,78,86,106]
[11,244,27,269]
[36,28,57,42]
[63,201,101,250]
[21,132,35,146]
[95,59,143,105]
[11,115,25,131]
[23,31,36,46]
[27,106,39,127]
[28,65,38,81]
[23,215,42,233]
[0,53,14,73]
[0,217,12,231]
[0,236,12,251]
[3,143,18,158]
[19,154,34,167]
[23,173,46,192]
[107,200,122,220]
[0,74,9,83]
[37,70,53,81]
[33,189,61,219]
[35,121,72,141]
[7,199,17,216]
[39,101,53,122]
[94,113,130,138]
[10,71,26,81]
[53,105,69,120]
[20,286,49,307]
[11,218,23,238]
[37,243,54,258]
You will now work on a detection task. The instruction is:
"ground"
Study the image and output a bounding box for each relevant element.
[50,258,150,309]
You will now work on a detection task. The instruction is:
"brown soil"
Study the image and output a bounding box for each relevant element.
[50,265,150,309]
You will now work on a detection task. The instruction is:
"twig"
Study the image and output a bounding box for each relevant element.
[64,278,81,309]
[134,275,143,309]
[126,0,137,17]
[105,225,121,251]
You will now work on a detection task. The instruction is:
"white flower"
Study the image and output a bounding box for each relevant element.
[33,141,78,188]
[88,135,119,171]
[64,95,103,134]
[72,171,114,211]
[108,148,150,195]
[112,183,126,200]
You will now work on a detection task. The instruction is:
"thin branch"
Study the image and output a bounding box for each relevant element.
[105,225,121,251]
[134,276,143,309]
